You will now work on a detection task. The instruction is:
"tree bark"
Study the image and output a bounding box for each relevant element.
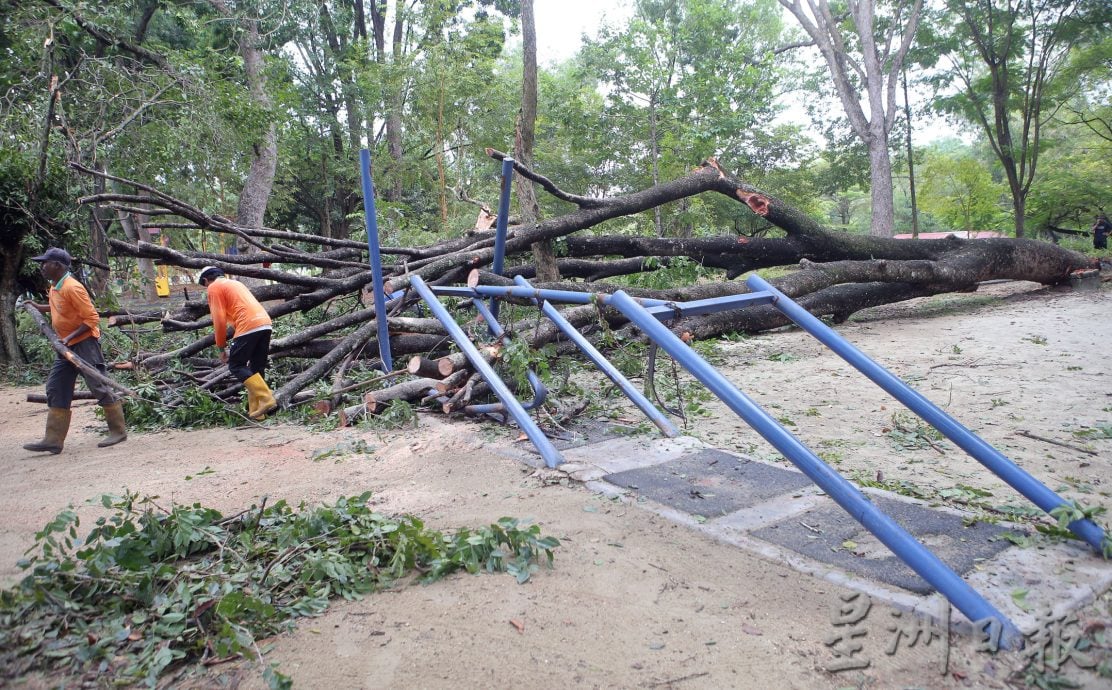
[515,0,559,282]
[0,244,25,367]
[208,0,277,234]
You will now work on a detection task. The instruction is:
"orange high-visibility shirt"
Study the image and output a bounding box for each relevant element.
[205,277,272,348]
[48,274,100,345]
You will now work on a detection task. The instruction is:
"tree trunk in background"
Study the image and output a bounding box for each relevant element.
[778,0,923,237]
[385,1,405,202]
[436,71,449,223]
[866,119,895,237]
[902,68,920,238]
[516,0,559,282]
[0,242,25,368]
[86,163,111,295]
[112,183,158,301]
[234,14,277,233]
[649,94,663,237]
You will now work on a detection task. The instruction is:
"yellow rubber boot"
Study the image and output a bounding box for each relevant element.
[98,401,128,447]
[243,373,277,421]
[23,408,72,454]
[244,385,259,419]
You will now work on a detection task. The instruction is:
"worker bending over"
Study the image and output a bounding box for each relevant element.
[197,267,277,420]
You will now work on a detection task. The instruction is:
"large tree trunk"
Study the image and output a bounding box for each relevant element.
[0,242,24,368]
[235,16,277,232]
[515,0,559,282]
[86,163,112,295]
[113,192,158,301]
[866,122,895,238]
[384,0,405,202]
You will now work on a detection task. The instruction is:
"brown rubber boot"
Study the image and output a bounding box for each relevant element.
[243,373,277,421]
[98,401,128,448]
[23,408,72,454]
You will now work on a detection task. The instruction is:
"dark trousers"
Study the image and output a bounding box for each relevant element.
[46,337,117,408]
[228,329,271,382]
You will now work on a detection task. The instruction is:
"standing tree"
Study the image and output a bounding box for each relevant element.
[932,0,1107,238]
[208,0,278,235]
[583,0,791,237]
[779,0,923,237]
[514,0,559,281]
[917,146,1004,232]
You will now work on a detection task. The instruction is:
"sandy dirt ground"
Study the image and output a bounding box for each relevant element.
[1,280,1110,689]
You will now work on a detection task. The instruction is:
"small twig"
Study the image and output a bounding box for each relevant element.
[287,370,406,407]
[799,521,822,534]
[647,671,710,687]
[1017,430,1098,456]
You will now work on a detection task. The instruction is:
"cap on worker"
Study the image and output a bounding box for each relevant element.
[31,247,72,266]
[197,266,224,283]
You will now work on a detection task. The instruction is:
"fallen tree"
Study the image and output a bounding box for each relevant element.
[69,154,1098,425]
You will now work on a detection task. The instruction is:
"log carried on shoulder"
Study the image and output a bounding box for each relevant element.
[20,302,135,398]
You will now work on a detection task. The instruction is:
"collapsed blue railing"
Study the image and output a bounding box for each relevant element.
[360,154,1107,648]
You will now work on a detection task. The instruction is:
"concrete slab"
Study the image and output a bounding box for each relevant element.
[964,538,1112,632]
[751,495,1012,594]
[557,434,706,481]
[604,449,815,518]
[504,420,1112,633]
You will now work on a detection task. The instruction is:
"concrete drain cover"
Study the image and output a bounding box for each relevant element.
[752,495,1014,594]
[604,449,814,518]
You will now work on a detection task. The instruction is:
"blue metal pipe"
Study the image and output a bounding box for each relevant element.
[359,149,393,372]
[467,297,547,413]
[490,157,515,320]
[433,284,671,308]
[410,276,563,468]
[514,276,680,438]
[746,274,1107,553]
[643,292,777,320]
[608,289,1022,648]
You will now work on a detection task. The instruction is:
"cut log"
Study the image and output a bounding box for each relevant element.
[408,356,445,379]
[20,302,135,398]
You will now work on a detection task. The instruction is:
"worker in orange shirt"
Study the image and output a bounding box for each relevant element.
[197,267,277,420]
[23,248,127,453]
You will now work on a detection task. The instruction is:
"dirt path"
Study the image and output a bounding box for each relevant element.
[1,280,1109,689]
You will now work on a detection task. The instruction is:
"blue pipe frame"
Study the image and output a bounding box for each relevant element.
[432,285,774,317]
[513,275,681,438]
[490,157,515,320]
[466,297,548,415]
[746,274,1108,554]
[359,149,394,372]
[606,289,1023,648]
[410,275,563,468]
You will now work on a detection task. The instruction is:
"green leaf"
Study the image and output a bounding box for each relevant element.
[1011,588,1033,612]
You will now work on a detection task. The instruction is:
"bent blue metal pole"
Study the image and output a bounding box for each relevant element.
[746,274,1107,553]
[608,289,1022,647]
[434,284,672,307]
[434,284,776,319]
[490,157,515,320]
[514,276,680,438]
[410,276,562,468]
[359,149,393,372]
[467,297,547,413]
